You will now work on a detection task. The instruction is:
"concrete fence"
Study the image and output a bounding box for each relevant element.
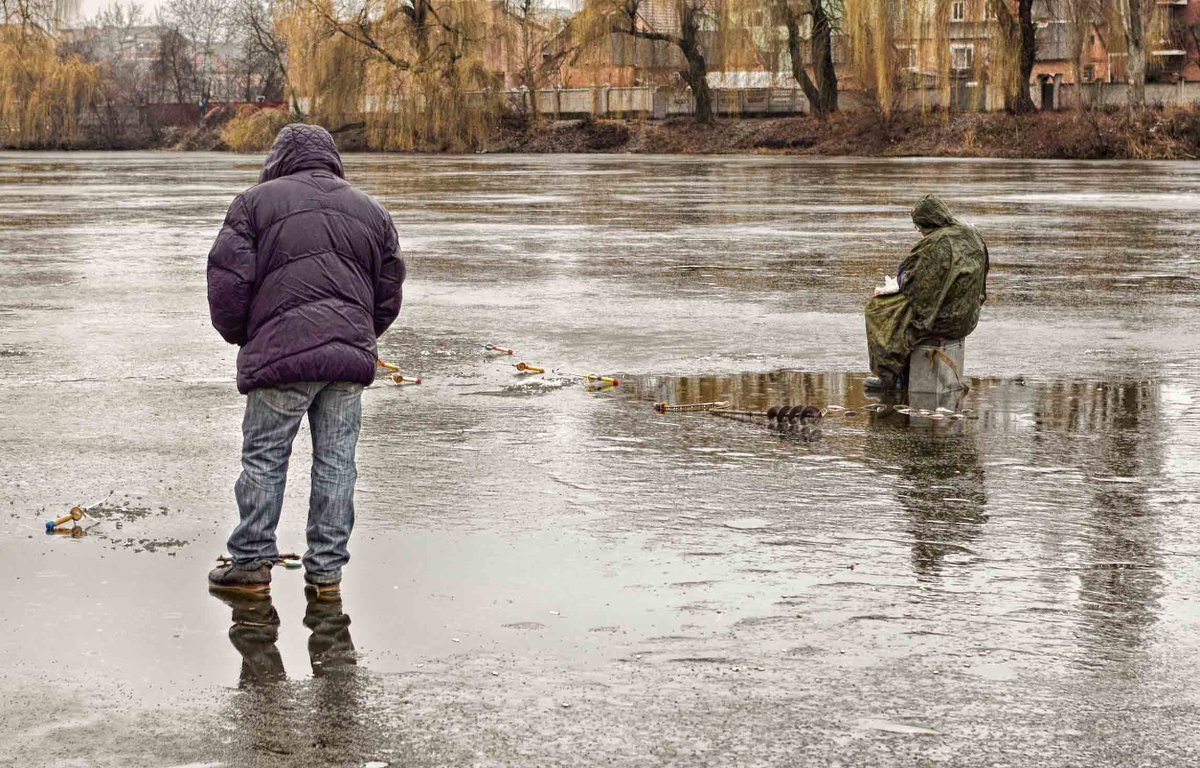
[515,79,1200,119]
[513,86,814,118]
[1046,80,1200,110]
[304,81,1200,125]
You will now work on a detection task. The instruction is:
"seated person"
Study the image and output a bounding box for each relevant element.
[864,195,989,390]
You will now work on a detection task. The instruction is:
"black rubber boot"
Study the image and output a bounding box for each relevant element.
[865,374,906,391]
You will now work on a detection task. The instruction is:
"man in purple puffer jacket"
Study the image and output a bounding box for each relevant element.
[206,124,404,595]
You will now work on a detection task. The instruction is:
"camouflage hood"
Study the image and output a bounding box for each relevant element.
[911,194,959,231]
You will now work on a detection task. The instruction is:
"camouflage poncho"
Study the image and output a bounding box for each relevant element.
[865,195,989,387]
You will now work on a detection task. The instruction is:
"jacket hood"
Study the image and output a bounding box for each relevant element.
[259,124,344,183]
[911,194,959,231]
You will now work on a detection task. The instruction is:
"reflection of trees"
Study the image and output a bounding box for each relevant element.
[627,369,870,413]
[1036,380,1165,663]
[214,591,375,762]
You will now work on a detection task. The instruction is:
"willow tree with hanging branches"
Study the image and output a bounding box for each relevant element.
[279,0,501,150]
[840,0,1045,115]
[0,0,99,148]
[840,0,935,114]
[987,0,1035,113]
[577,0,734,125]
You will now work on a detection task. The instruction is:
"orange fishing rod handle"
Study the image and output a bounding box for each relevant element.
[45,507,83,531]
[376,359,400,371]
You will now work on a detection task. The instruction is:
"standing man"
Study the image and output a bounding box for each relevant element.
[864,195,988,390]
[206,124,404,595]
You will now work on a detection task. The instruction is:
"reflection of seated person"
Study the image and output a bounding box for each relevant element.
[865,408,987,575]
[865,195,989,391]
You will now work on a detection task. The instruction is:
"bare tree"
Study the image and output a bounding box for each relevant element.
[159,0,231,105]
[770,0,837,117]
[1059,0,1098,108]
[234,0,297,110]
[1118,0,1148,107]
[154,26,195,102]
[1,0,80,33]
[74,1,159,145]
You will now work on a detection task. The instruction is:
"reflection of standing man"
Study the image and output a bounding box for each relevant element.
[865,196,989,391]
[213,591,368,762]
[206,124,405,594]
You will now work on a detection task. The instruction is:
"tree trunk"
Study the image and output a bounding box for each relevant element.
[1126,0,1146,107]
[682,50,714,124]
[784,9,823,115]
[679,4,713,124]
[811,0,838,114]
[1015,0,1036,113]
[990,0,1036,113]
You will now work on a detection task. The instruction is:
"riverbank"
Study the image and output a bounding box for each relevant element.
[10,106,1200,159]
[494,107,1200,159]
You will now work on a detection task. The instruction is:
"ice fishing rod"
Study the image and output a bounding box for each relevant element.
[655,401,730,413]
[377,359,422,384]
[560,371,620,385]
[45,490,113,532]
[514,362,619,385]
[216,552,303,569]
[484,344,515,355]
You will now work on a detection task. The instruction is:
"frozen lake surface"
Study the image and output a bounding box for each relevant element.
[2,152,1200,765]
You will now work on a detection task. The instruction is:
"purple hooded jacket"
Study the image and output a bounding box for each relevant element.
[207,124,404,394]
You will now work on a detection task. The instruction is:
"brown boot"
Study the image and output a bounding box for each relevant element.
[208,562,272,593]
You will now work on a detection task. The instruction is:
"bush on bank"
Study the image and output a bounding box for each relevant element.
[219,106,292,153]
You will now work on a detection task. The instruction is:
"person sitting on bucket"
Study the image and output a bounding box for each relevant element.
[864,195,989,391]
[206,123,405,595]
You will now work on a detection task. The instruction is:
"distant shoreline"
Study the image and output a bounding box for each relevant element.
[493,110,1200,161]
[8,108,1200,160]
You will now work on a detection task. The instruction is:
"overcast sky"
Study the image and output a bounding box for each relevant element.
[73,0,164,24]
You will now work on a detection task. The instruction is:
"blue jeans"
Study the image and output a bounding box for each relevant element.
[227,381,363,584]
